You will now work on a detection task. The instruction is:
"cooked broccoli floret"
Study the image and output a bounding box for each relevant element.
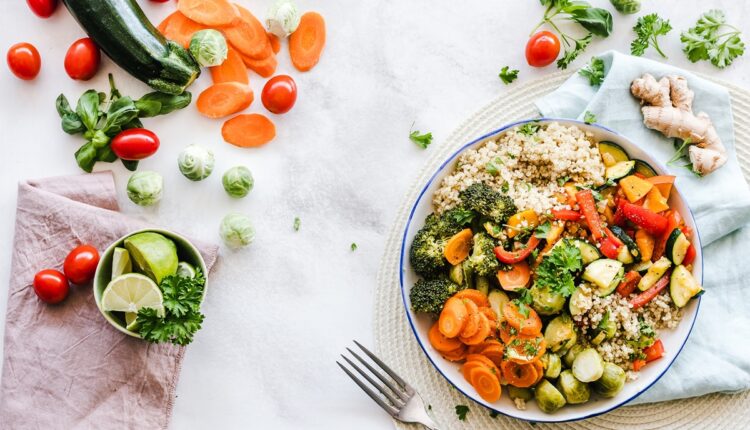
[459,183,516,224]
[409,212,465,278]
[410,278,461,314]
[468,232,500,277]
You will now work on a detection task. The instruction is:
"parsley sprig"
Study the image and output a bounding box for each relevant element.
[681,10,745,68]
[631,13,672,59]
[583,110,597,124]
[498,66,519,84]
[579,56,605,86]
[534,241,582,297]
[455,404,470,421]
[409,123,433,149]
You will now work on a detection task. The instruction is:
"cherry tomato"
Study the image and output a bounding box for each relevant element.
[7,43,41,80]
[64,38,101,81]
[111,129,160,160]
[33,269,69,304]
[261,75,297,114]
[525,31,561,67]
[27,0,58,18]
[63,245,100,285]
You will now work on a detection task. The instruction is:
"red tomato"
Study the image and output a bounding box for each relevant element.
[27,0,58,18]
[7,43,41,80]
[63,245,100,285]
[261,75,297,114]
[64,38,101,81]
[111,129,160,160]
[525,31,561,67]
[33,269,69,304]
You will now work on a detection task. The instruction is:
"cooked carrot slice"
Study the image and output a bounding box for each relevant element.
[501,360,539,388]
[438,297,468,338]
[240,51,278,78]
[459,313,491,345]
[441,345,467,362]
[498,321,515,344]
[157,11,207,49]
[502,301,542,336]
[532,359,545,384]
[480,344,505,368]
[460,300,480,339]
[496,262,531,291]
[428,322,462,352]
[443,229,473,265]
[462,360,486,381]
[465,354,501,376]
[268,32,281,54]
[210,46,249,84]
[454,289,490,308]
[289,12,326,72]
[479,307,497,322]
[221,113,276,147]
[222,4,272,59]
[469,366,502,402]
[196,82,254,118]
[177,0,238,26]
[467,339,502,355]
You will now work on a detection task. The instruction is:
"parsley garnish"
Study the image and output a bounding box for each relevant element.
[351,243,358,251]
[518,122,540,136]
[579,56,605,86]
[455,404,470,421]
[499,66,519,84]
[450,207,476,226]
[513,288,534,318]
[409,123,433,149]
[534,242,582,297]
[631,13,672,58]
[534,221,551,239]
[489,410,499,419]
[681,9,745,68]
[136,270,206,346]
[485,157,504,175]
[557,175,571,187]
[501,181,510,193]
[583,110,597,124]
[293,217,301,231]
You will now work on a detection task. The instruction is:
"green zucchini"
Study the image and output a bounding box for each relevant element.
[670,265,703,307]
[599,141,630,164]
[605,160,636,181]
[583,259,624,296]
[633,159,658,178]
[488,289,510,323]
[665,228,691,265]
[631,260,652,273]
[638,256,672,291]
[62,0,200,95]
[567,239,601,264]
[610,225,641,261]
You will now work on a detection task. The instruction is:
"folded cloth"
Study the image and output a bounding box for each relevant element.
[536,50,750,403]
[0,172,218,428]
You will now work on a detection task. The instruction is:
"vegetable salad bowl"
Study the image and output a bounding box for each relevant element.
[399,119,702,422]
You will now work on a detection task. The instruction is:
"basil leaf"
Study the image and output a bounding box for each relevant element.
[74,142,97,172]
[103,96,139,133]
[108,73,121,101]
[91,129,111,149]
[75,90,101,131]
[571,8,613,37]
[134,100,162,118]
[121,159,139,171]
[56,94,74,117]
[97,145,118,163]
[61,113,85,134]
[136,91,192,117]
[124,117,144,130]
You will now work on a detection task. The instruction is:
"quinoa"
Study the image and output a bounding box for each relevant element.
[433,122,605,214]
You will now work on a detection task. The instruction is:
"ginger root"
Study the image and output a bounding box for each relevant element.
[630,73,727,175]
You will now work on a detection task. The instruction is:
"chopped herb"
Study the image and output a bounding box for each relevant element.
[557,176,571,187]
[631,13,672,58]
[513,288,533,318]
[530,248,539,261]
[534,221,551,239]
[485,157,504,175]
[518,122,540,136]
[428,404,432,410]
[681,9,745,68]
[409,123,433,149]
[455,405,470,421]
[579,56,605,86]
[667,138,692,165]
[351,243,358,251]
[534,241,582,297]
[583,110,597,124]
[293,217,301,231]
[598,310,611,330]
[501,181,510,193]
[450,207,476,226]
[499,66,519,84]
[489,410,499,419]
[505,152,516,159]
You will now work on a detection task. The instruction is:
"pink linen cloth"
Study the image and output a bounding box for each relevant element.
[0,172,218,429]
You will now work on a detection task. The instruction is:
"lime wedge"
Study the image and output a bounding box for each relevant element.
[111,247,133,280]
[176,261,196,278]
[125,312,139,331]
[124,232,178,284]
[101,273,163,316]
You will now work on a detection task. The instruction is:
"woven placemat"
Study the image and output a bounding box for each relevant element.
[373,70,750,429]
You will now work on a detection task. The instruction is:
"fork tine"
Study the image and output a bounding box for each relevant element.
[353,340,411,391]
[337,361,398,416]
[341,355,405,407]
[346,348,410,402]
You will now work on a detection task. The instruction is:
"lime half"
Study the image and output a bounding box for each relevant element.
[111,247,133,280]
[124,232,178,284]
[125,312,139,331]
[101,273,164,316]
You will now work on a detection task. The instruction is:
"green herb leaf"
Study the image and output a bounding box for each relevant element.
[409,125,433,149]
[518,122,540,136]
[514,288,533,318]
[579,56,605,86]
[534,221,552,239]
[293,217,301,231]
[498,66,519,84]
[449,207,475,226]
[681,9,745,68]
[351,243,358,251]
[485,157,504,175]
[489,410,499,419]
[455,405,470,421]
[103,96,139,134]
[74,142,97,173]
[570,7,613,37]
[631,13,672,58]
[557,33,593,69]
[583,111,597,124]
[61,113,85,135]
[75,90,101,131]
[534,241,582,297]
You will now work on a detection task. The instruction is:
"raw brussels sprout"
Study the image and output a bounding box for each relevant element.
[544,314,576,352]
[222,166,254,198]
[507,386,533,401]
[531,283,566,315]
[265,0,301,38]
[219,213,255,248]
[572,348,604,382]
[189,29,228,67]
[541,352,562,379]
[593,362,627,398]
[563,344,585,368]
[556,370,591,404]
[535,379,566,413]
[126,171,163,206]
[178,144,215,181]
[610,0,640,14]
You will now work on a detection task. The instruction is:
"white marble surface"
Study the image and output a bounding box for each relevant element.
[1,0,749,428]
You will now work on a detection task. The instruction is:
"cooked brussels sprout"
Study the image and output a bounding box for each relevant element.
[220,213,255,248]
[568,285,591,316]
[265,0,301,38]
[541,352,562,379]
[535,379,566,413]
[507,386,533,401]
[544,314,576,352]
[556,370,591,404]
[475,275,490,296]
[572,348,604,382]
[563,344,585,368]
[126,171,163,206]
[530,283,566,315]
[222,166,254,198]
[593,362,627,398]
[178,144,215,181]
[189,29,228,67]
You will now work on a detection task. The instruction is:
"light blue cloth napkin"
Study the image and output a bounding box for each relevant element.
[536,50,750,404]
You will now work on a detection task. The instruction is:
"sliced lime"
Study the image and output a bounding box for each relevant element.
[101,273,164,316]
[111,247,133,280]
[124,232,178,284]
[176,261,196,278]
[125,312,139,331]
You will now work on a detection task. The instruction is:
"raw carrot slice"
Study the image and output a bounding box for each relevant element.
[268,32,281,54]
[502,301,542,336]
[496,262,531,291]
[157,11,207,49]
[454,289,490,308]
[441,345,467,362]
[443,229,473,265]
[223,4,272,59]
[242,53,278,78]
[438,297,468,338]
[196,82,254,118]
[428,322,462,352]
[480,344,505,368]
[221,113,276,147]
[289,12,326,72]
[210,46,249,84]
[501,360,539,388]
[469,366,502,402]
[459,313,491,345]
[177,0,238,27]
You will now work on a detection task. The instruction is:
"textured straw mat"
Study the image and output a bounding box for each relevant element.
[373,70,750,429]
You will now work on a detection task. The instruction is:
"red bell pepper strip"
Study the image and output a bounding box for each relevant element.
[632,359,647,371]
[644,339,665,362]
[551,208,582,221]
[621,202,669,236]
[630,270,672,309]
[616,271,642,297]
[493,236,540,264]
[653,211,682,261]
[612,198,627,227]
[599,236,621,259]
[575,189,605,240]
[683,244,697,266]
[603,227,624,247]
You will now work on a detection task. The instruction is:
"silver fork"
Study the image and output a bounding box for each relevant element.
[337,340,440,430]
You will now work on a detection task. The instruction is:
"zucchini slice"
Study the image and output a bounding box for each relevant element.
[616,245,634,264]
[568,286,589,316]
[605,161,636,181]
[610,225,641,261]
[567,239,601,264]
[583,259,624,296]
[488,289,510,322]
[599,141,630,164]
[638,256,672,291]
[634,159,658,178]
[631,260,653,273]
[665,228,691,265]
[670,265,703,307]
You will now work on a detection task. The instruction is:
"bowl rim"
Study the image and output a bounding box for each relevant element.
[92,227,209,338]
[398,118,703,423]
